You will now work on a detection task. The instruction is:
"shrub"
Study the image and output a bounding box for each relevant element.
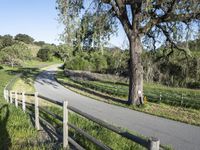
[65,55,92,71]
[0,42,31,67]
[37,48,51,61]
[90,52,107,73]
[187,81,200,89]
[0,66,3,70]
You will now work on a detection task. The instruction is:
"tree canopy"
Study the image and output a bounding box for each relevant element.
[14,34,34,44]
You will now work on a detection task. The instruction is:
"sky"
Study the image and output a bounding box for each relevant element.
[0,0,126,47]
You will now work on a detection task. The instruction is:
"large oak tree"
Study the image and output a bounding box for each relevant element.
[57,0,200,105]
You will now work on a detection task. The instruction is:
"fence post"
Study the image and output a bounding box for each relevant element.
[35,92,40,130]
[148,137,160,150]
[22,92,26,112]
[4,88,6,100]
[159,92,162,101]
[6,90,9,102]
[15,91,18,108]
[63,101,68,149]
[10,91,13,103]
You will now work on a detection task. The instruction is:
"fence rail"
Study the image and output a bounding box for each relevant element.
[3,89,160,150]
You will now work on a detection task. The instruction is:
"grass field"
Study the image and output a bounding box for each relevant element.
[56,71,200,126]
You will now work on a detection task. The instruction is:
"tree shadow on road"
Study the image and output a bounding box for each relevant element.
[0,104,11,150]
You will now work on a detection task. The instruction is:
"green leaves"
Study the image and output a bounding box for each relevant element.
[0,42,31,66]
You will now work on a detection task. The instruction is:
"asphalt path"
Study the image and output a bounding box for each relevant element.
[34,64,200,150]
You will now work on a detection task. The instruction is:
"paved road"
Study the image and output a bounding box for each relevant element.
[34,65,200,150]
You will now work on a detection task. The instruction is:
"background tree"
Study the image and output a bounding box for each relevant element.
[57,0,200,105]
[34,41,46,47]
[14,34,34,44]
[0,34,14,49]
[0,42,31,67]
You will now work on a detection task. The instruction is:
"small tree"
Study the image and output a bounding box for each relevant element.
[0,42,31,67]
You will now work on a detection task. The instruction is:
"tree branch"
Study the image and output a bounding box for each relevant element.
[102,0,132,35]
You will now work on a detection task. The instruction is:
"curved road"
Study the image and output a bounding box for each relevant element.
[34,65,200,150]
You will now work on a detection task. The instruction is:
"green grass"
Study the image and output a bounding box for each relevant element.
[11,60,62,93]
[56,71,200,126]
[0,69,39,149]
[22,59,62,68]
[0,62,64,149]
[58,72,200,109]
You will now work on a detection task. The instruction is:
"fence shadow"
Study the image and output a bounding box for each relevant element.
[25,107,62,149]
[0,104,11,150]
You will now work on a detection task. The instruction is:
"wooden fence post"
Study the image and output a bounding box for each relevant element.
[15,91,18,108]
[22,92,26,112]
[6,90,9,102]
[159,92,162,101]
[10,91,13,103]
[4,88,6,100]
[148,137,160,150]
[63,101,68,149]
[35,92,40,130]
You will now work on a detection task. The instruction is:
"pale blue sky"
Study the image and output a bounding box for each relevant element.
[0,0,64,44]
[0,0,126,47]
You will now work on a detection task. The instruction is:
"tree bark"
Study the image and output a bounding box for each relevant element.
[127,34,144,105]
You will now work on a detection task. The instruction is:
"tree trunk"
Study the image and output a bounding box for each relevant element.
[127,34,144,105]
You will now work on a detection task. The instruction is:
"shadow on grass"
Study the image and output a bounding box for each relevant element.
[6,67,40,88]
[24,106,62,148]
[0,104,11,150]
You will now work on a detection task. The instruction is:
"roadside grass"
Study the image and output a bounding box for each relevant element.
[0,69,40,149]
[0,61,64,149]
[63,75,200,108]
[56,71,200,126]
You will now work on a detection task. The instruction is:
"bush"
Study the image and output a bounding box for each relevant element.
[65,55,92,71]
[90,52,107,73]
[0,66,3,70]
[187,81,200,89]
[0,42,31,67]
[37,48,51,61]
